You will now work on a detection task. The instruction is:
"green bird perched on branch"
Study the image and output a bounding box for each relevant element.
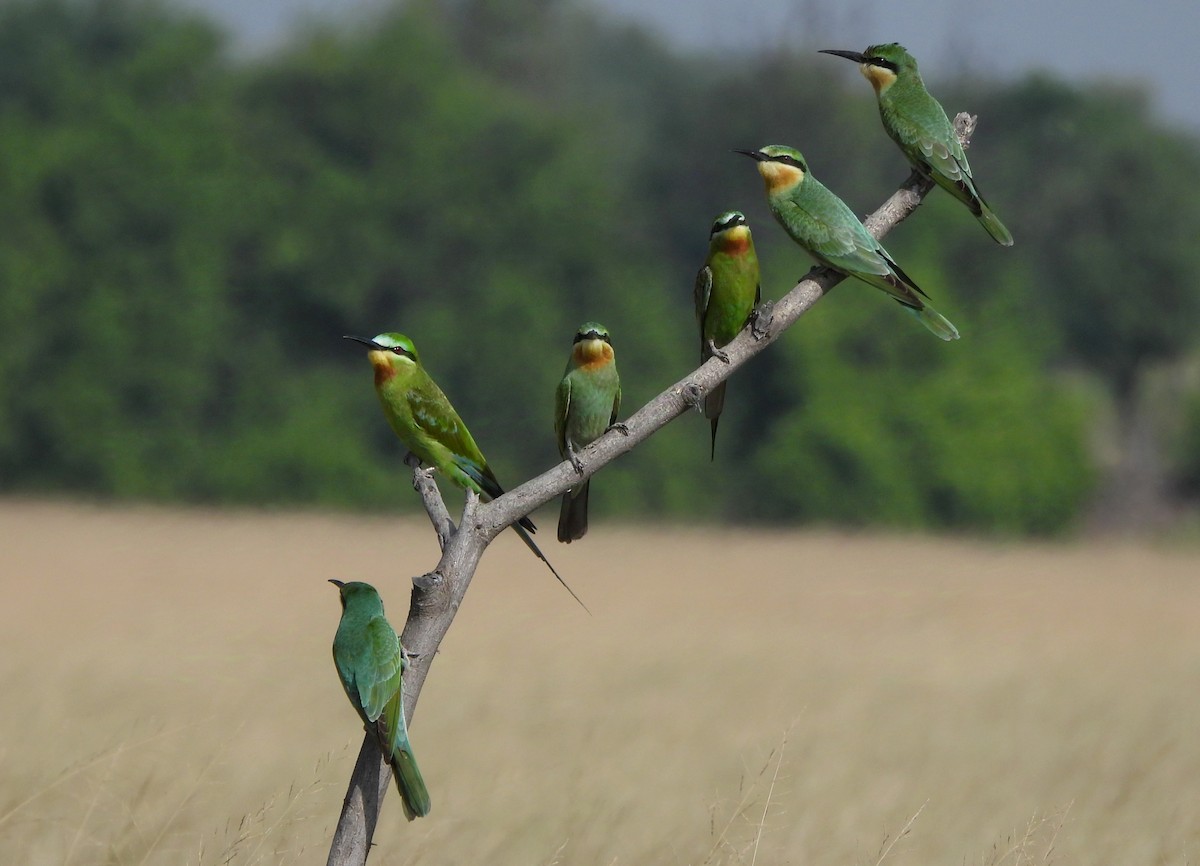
[330,579,430,820]
[344,332,586,609]
[554,323,621,543]
[736,145,959,341]
[695,211,760,459]
[820,43,1013,246]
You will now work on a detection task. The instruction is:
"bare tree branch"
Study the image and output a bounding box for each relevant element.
[327,469,479,866]
[477,115,980,539]
[405,450,456,548]
[326,113,978,866]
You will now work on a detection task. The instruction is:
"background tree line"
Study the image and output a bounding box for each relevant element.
[3,0,1199,535]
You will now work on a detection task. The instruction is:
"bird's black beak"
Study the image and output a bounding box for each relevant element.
[734,149,767,162]
[328,579,346,589]
[819,49,867,63]
[342,335,380,349]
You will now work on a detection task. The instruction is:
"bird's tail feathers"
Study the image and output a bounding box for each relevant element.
[704,381,727,462]
[977,203,1013,246]
[512,522,590,612]
[557,480,590,543]
[376,709,430,819]
[902,301,960,341]
[954,174,1013,247]
[391,745,431,820]
[456,456,538,533]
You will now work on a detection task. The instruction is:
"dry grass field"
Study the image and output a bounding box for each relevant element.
[1,499,1198,865]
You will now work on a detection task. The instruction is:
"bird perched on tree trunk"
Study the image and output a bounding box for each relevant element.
[819,43,1013,246]
[695,211,760,459]
[344,332,586,609]
[554,323,621,542]
[737,145,959,341]
[330,579,430,820]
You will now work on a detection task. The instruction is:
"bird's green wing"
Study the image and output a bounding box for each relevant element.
[609,385,621,427]
[890,106,981,201]
[407,381,502,498]
[406,382,477,461]
[378,655,408,763]
[888,101,1010,244]
[787,192,894,278]
[353,616,403,723]
[555,374,572,458]
[694,265,713,339]
[452,454,505,501]
[917,131,970,188]
[783,188,929,305]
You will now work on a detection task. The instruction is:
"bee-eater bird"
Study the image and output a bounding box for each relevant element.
[736,145,959,341]
[554,323,621,543]
[344,332,586,609]
[819,43,1013,246]
[330,579,431,820]
[695,211,760,459]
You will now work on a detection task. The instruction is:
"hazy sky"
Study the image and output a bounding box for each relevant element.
[181,0,1200,131]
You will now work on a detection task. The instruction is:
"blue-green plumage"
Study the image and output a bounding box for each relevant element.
[330,579,431,820]
[820,43,1012,246]
[737,145,959,341]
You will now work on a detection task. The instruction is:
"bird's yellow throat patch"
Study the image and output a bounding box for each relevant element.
[574,338,614,370]
[860,63,897,94]
[367,349,398,385]
[716,225,752,255]
[757,160,804,195]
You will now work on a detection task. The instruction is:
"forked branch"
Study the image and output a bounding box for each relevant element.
[326,113,978,866]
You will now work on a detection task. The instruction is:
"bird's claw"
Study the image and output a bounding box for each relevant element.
[800,265,831,285]
[706,339,731,364]
[606,422,630,437]
[750,300,775,340]
[565,445,585,477]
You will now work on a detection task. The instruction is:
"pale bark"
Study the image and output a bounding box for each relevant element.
[326,113,979,865]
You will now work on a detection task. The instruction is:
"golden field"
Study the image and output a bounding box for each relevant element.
[1,500,1197,865]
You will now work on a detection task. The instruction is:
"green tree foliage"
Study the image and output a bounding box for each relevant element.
[970,77,1200,398]
[219,3,689,507]
[1172,385,1200,500]
[0,0,238,496]
[20,0,1200,532]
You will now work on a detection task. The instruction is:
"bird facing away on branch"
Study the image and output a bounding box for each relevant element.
[554,322,621,543]
[694,211,760,460]
[736,145,959,341]
[330,579,430,820]
[819,43,1013,246]
[344,332,586,609]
